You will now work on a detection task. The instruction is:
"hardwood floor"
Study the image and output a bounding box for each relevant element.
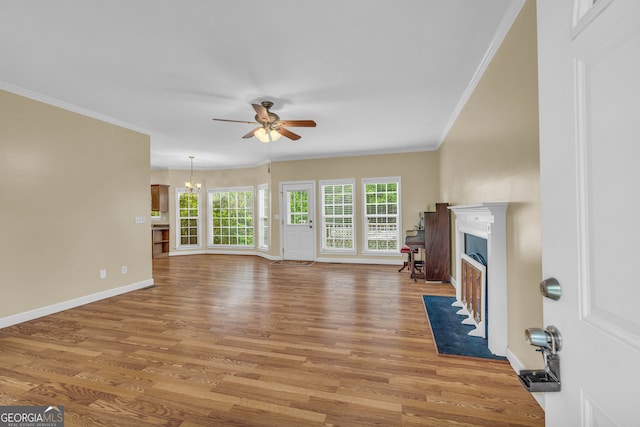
[0,255,544,426]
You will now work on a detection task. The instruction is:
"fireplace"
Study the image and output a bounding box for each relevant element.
[448,203,509,356]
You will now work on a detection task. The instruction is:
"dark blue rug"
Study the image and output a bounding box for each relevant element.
[422,295,507,361]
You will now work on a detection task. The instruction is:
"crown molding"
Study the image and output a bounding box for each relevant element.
[0,80,150,135]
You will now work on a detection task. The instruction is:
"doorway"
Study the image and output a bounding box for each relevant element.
[280,181,316,261]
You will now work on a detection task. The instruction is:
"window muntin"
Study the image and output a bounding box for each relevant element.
[363,177,401,253]
[209,187,254,247]
[320,179,355,253]
[176,189,200,248]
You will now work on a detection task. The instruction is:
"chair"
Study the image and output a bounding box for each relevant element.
[399,245,417,272]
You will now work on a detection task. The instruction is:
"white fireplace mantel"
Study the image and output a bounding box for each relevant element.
[448,203,509,356]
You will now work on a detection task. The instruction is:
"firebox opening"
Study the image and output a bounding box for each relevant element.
[465,233,488,266]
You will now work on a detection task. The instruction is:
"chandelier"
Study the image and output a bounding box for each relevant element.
[185,156,201,193]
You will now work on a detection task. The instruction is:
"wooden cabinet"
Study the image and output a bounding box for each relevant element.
[151,184,169,212]
[152,224,170,258]
[423,203,451,282]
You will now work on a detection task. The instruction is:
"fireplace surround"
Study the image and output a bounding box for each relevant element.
[448,203,509,356]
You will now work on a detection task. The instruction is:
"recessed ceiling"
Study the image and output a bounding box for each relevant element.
[0,0,518,170]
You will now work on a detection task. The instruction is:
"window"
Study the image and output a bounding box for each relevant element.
[176,189,200,248]
[209,187,254,247]
[287,189,309,224]
[257,184,269,250]
[363,177,401,253]
[320,179,355,253]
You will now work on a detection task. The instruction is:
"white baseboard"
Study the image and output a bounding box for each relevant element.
[169,249,279,261]
[167,249,402,266]
[168,249,208,256]
[0,278,154,329]
[315,257,401,265]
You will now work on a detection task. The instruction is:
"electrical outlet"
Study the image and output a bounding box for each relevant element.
[99,269,107,279]
[121,265,128,274]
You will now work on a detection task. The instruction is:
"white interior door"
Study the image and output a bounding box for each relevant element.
[281,182,315,261]
[537,1,640,425]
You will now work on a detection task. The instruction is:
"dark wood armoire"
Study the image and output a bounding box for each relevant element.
[422,203,451,282]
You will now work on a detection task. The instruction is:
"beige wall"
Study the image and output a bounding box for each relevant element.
[272,152,440,260]
[152,151,440,261]
[438,0,543,367]
[0,89,152,320]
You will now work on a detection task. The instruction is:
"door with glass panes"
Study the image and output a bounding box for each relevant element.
[281,182,315,261]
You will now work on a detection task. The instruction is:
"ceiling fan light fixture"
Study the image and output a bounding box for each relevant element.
[254,128,282,143]
[212,101,314,141]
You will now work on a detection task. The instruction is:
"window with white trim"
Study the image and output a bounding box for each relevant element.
[320,179,355,253]
[362,177,401,253]
[257,183,269,250]
[208,187,254,247]
[176,188,200,248]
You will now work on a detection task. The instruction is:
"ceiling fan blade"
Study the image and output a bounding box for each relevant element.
[212,118,257,124]
[277,127,302,141]
[280,120,316,128]
[242,128,260,139]
[252,103,269,122]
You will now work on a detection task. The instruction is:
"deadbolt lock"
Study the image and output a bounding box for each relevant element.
[540,277,562,300]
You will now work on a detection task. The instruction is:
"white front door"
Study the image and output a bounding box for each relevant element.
[537,1,640,425]
[281,181,315,261]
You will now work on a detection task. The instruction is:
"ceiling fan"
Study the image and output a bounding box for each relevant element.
[212,101,316,142]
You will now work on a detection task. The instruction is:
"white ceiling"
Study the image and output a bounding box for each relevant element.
[0,0,519,170]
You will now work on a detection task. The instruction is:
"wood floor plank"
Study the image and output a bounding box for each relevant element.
[0,255,544,425]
